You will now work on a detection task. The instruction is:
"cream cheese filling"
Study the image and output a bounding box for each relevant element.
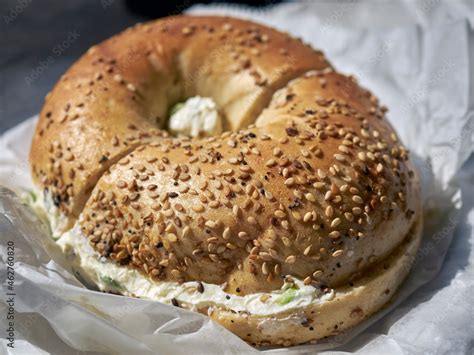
[23,188,66,239]
[56,224,335,316]
[168,96,223,138]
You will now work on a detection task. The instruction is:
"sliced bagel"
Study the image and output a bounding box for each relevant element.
[30,15,423,347]
[30,16,330,235]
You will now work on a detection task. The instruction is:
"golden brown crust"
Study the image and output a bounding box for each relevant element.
[29,15,423,347]
[30,16,329,234]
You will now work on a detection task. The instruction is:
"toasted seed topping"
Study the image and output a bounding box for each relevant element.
[45,22,416,299]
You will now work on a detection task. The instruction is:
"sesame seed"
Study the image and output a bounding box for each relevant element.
[349,187,360,194]
[238,231,248,239]
[332,250,344,257]
[304,276,312,285]
[192,205,205,213]
[313,270,323,278]
[285,255,296,264]
[303,212,312,222]
[113,74,123,83]
[292,211,302,220]
[232,205,240,216]
[265,191,274,200]
[274,263,281,275]
[247,216,257,225]
[330,217,341,228]
[325,205,334,218]
[314,182,325,189]
[171,269,181,277]
[338,145,350,153]
[208,254,219,262]
[205,220,217,229]
[223,227,231,240]
[209,201,220,208]
[353,207,362,215]
[226,242,237,250]
[268,229,276,239]
[275,210,286,218]
[182,226,191,238]
[324,191,332,201]
[181,26,193,35]
[266,159,276,167]
[352,195,364,204]
[168,233,177,242]
[334,154,345,162]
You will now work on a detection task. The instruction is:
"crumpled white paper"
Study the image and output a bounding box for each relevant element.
[1,1,473,354]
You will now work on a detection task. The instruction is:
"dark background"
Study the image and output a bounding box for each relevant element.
[0,0,283,134]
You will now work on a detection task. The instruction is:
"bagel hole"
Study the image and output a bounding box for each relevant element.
[165,96,226,138]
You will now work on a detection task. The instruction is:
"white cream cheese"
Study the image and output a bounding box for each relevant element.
[22,189,67,239]
[168,96,223,137]
[57,224,335,316]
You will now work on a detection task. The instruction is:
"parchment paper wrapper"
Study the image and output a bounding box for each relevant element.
[1,1,473,354]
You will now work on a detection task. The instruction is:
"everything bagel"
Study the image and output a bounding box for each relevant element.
[29,16,422,347]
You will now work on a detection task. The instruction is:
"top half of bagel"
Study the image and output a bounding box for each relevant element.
[29,15,330,233]
[29,15,421,296]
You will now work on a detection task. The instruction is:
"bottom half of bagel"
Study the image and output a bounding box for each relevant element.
[53,212,422,347]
